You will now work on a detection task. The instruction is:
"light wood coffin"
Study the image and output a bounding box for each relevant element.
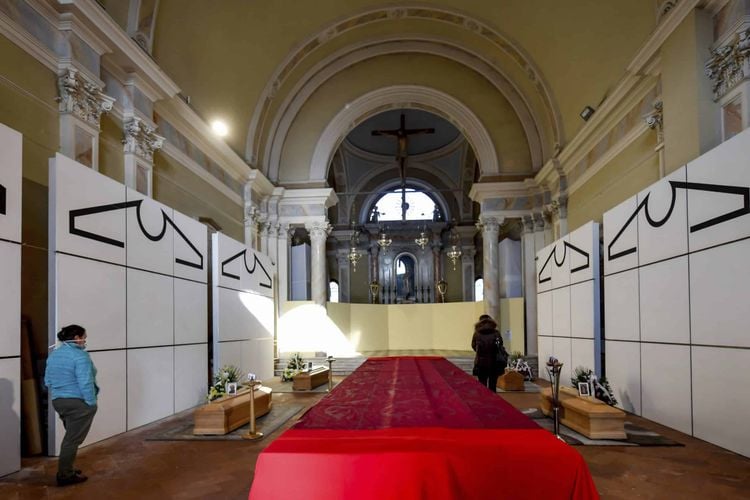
[497,370,525,391]
[193,385,272,435]
[540,386,626,440]
[292,366,329,391]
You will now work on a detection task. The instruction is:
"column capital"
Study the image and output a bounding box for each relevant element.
[522,215,536,234]
[533,212,546,231]
[123,117,165,162]
[477,216,503,235]
[57,67,115,128]
[305,220,332,240]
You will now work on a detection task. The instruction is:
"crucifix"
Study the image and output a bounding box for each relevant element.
[372,113,435,220]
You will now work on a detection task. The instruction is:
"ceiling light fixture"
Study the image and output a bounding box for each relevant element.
[211,120,229,137]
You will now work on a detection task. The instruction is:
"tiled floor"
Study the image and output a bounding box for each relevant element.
[1,378,748,499]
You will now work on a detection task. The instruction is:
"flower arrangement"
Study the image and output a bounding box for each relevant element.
[507,352,534,381]
[571,366,617,406]
[281,353,306,382]
[207,364,242,401]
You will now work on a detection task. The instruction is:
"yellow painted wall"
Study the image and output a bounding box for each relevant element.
[662,9,720,173]
[349,303,389,350]
[279,301,525,353]
[568,132,659,231]
[99,114,125,183]
[153,152,245,241]
[499,298,525,355]
[0,35,59,361]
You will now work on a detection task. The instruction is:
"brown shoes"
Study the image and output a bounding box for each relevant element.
[57,472,88,486]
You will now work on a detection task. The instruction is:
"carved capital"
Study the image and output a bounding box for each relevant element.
[57,68,115,128]
[306,221,332,241]
[123,117,165,162]
[705,29,750,101]
[533,213,546,231]
[522,215,535,234]
[476,216,502,236]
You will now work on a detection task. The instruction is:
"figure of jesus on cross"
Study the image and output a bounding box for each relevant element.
[371,113,434,220]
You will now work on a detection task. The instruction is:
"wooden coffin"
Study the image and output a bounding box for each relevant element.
[292,366,329,390]
[497,370,525,391]
[193,385,272,435]
[540,386,626,439]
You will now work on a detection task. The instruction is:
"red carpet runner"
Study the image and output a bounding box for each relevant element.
[249,357,599,499]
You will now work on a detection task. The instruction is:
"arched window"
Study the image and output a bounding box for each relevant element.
[370,188,442,222]
[474,278,484,302]
[329,280,339,303]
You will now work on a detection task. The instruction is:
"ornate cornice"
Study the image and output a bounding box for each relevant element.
[123,117,165,162]
[57,68,115,127]
[706,29,750,101]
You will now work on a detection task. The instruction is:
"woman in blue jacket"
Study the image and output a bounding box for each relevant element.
[44,324,98,486]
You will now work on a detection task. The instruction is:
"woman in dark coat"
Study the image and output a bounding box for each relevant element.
[471,317,503,392]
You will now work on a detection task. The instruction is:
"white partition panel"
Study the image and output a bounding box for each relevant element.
[49,154,208,454]
[536,222,601,383]
[175,344,209,413]
[213,233,276,380]
[127,347,174,429]
[0,123,21,477]
[602,127,750,457]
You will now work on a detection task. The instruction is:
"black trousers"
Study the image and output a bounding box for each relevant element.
[52,398,97,479]
[476,368,499,393]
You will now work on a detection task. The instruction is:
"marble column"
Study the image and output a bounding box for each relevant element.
[478,216,502,319]
[336,249,350,303]
[522,215,538,355]
[306,221,331,305]
[557,196,568,237]
[369,242,380,303]
[275,223,289,304]
[461,247,476,301]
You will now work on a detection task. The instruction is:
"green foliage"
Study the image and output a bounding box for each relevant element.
[207,365,242,402]
[571,366,618,406]
[281,353,306,382]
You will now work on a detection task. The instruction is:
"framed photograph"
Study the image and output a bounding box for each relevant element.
[226,382,238,395]
[577,382,590,397]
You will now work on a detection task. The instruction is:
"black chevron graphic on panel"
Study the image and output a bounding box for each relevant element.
[537,241,590,284]
[69,200,204,269]
[221,249,273,289]
[607,181,750,261]
[0,184,6,215]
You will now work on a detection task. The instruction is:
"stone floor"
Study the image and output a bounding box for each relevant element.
[1,378,748,499]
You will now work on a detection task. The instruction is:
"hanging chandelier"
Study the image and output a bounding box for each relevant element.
[348,245,362,270]
[349,222,363,270]
[377,228,392,248]
[414,225,429,250]
[446,225,462,270]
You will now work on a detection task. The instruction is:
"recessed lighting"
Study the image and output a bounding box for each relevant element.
[211,120,229,137]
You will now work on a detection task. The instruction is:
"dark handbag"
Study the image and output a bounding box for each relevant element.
[495,336,508,370]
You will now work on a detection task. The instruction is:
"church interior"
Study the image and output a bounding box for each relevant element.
[1,0,750,498]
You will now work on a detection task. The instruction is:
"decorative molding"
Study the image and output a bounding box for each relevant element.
[644,99,664,130]
[657,1,680,23]
[255,35,552,176]
[247,4,561,166]
[57,67,115,127]
[154,97,252,181]
[123,117,164,161]
[53,0,180,99]
[705,29,750,100]
[309,85,499,184]
[0,8,59,72]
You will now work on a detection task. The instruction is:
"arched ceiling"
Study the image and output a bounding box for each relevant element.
[152,0,656,184]
[346,109,459,156]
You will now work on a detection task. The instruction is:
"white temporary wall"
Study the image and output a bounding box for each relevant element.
[212,233,275,380]
[603,127,750,458]
[49,154,209,454]
[0,123,22,477]
[536,222,601,387]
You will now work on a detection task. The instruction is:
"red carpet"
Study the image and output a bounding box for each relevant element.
[249,357,599,499]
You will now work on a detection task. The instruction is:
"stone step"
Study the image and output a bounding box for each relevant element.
[274,354,539,378]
